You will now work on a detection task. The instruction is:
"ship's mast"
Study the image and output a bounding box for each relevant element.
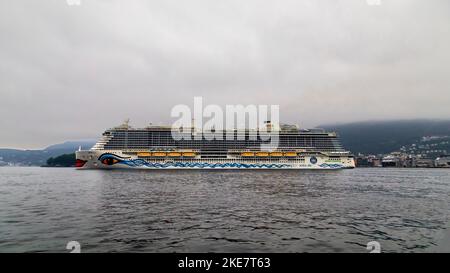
[123,118,130,129]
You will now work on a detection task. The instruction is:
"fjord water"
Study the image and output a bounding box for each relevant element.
[0,167,449,253]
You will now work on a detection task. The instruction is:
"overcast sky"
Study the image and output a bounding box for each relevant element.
[1,0,450,149]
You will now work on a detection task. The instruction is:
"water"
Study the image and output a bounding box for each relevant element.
[0,167,449,253]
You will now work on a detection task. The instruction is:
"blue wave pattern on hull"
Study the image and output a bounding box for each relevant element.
[124,160,291,169]
[98,153,344,169]
[98,154,291,169]
[319,163,343,169]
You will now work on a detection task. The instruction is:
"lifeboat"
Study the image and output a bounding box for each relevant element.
[256,152,269,157]
[182,152,196,157]
[152,152,167,157]
[137,152,152,157]
[270,152,283,157]
[284,152,298,157]
[168,152,182,157]
[241,152,255,157]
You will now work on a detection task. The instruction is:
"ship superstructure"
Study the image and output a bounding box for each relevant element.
[76,121,355,170]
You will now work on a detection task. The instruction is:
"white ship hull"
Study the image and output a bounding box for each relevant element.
[76,150,355,170]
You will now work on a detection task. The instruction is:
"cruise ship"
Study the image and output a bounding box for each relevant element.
[76,121,355,170]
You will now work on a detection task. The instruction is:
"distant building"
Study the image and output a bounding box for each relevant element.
[415,158,435,168]
[356,152,446,168]
[382,153,406,167]
[371,158,382,167]
[355,155,382,167]
[382,156,400,167]
[356,156,369,167]
[435,155,450,168]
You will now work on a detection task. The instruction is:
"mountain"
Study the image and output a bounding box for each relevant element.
[0,140,96,166]
[322,120,450,155]
[44,140,96,151]
[45,153,76,167]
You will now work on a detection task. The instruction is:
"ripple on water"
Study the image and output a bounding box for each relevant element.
[0,167,449,252]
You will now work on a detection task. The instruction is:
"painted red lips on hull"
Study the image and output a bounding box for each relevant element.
[75,159,87,168]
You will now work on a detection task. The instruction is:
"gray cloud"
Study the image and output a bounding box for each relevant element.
[1,0,450,148]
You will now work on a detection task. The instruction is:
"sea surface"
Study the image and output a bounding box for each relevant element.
[0,167,449,253]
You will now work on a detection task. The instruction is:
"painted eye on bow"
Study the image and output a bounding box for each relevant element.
[101,158,119,165]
